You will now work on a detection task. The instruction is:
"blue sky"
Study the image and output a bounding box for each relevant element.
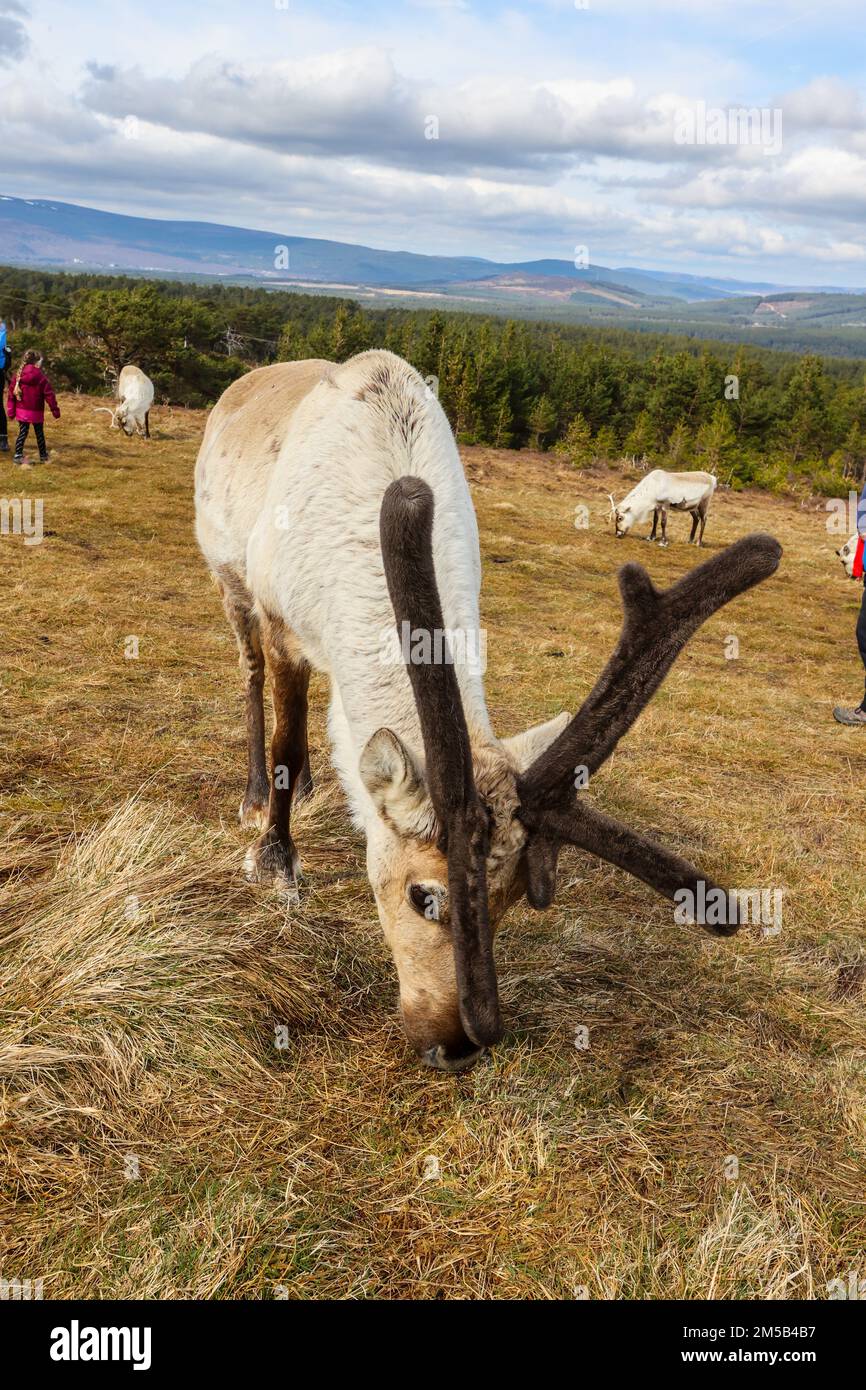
[2,0,866,283]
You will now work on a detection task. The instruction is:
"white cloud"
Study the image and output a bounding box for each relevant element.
[0,0,29,66]
[1,3,864,283]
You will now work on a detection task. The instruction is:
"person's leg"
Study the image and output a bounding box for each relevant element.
[34,423,47,460]
[14,422,29,462]
[0,389,8,450]
[833,583,866,724]
[857,584,866,709]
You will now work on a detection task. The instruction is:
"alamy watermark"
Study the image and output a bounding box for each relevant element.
[1,1276,44,1300]
[674,881,783,934]
[826,490,865,536]
[379,621,487,674]
[1,497,43,546]
[827,1270,865,1299]
[674,102,782,156]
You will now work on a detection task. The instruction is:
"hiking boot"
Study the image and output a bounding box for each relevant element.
[833,705,866,726]
[13,455,24,466]
[0,437,8,452]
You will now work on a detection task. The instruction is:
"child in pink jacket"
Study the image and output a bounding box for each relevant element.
[7,349,60,464]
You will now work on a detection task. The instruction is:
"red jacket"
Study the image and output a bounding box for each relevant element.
[7,363,60,424]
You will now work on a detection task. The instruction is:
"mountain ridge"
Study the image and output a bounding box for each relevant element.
[1,194,853,304]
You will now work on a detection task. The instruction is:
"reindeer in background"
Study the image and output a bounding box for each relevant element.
[93,365,154,438]
[610,468,717,547]
[195,351,781,1071]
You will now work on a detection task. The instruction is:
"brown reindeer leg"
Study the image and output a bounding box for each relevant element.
[698,499,709,546]
[217,569,269,829]
[297,746,314,800]
[688,510,700,544]
[659,506,669,547]
[647,508,659,542]
[245,620,310,898]
[144,411,150,440]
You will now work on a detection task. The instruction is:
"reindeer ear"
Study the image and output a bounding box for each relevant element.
[359,728,436,839]
[502,712,570,772]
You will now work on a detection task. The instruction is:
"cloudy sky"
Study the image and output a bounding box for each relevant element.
[1,0,865,283]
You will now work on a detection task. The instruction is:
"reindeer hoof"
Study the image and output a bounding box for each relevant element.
[238,795,269,830]
[244,833,302,901]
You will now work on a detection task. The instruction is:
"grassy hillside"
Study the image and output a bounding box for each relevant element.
[1,396,865,1299]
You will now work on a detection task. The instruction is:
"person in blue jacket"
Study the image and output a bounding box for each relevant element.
[834,477,866,725]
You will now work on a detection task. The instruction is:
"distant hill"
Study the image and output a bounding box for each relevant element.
[0,193,838,300]
[3,195,866,354]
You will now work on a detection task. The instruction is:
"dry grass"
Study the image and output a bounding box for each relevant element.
[1,396,865,1300]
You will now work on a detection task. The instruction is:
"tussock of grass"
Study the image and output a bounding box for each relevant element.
[1,399,865,1298]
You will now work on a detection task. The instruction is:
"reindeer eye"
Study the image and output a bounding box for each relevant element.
[408,883,443,921]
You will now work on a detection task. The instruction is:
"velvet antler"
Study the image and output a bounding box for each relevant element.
[380,477,502,1047]
[518,533,782,922]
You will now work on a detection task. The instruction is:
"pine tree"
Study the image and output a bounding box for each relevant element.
[841,421,864,483]
[528,394,556,451]
[783,355,829,463]
[455,359,479,443]
[695,403,739,479]
[554,413,593,467]
[667,421,693,468]
[491,391,513,449]
[623,409,658,463]
[594,425,618,462]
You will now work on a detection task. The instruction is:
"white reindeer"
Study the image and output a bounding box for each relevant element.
[195,351,780,1071]
[93,365,154,438]
[837,533,861,578]
[610,469,717,547]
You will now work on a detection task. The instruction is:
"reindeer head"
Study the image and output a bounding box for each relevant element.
[609,493,637,538]
[360,478,781,1071]
[115,402,136,436]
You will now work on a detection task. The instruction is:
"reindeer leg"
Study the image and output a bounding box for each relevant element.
[698,500,708,546]
[297,748,314,800]
[646,508,658,542]
[217,570,269,829]
[144,411,150,440]
[689,510,699,544]
[658,507,669,547]
[245,619,310,899]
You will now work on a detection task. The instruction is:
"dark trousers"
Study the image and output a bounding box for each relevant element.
[14,421,47,459]
[858,583,866,709]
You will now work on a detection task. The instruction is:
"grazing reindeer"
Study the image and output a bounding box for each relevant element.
[195,351,781,1071]
[93,365,154,438]
[610,468,716,547]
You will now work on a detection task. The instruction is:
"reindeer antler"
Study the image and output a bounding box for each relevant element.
[380,477,502,1047]
[518,533,782,922]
